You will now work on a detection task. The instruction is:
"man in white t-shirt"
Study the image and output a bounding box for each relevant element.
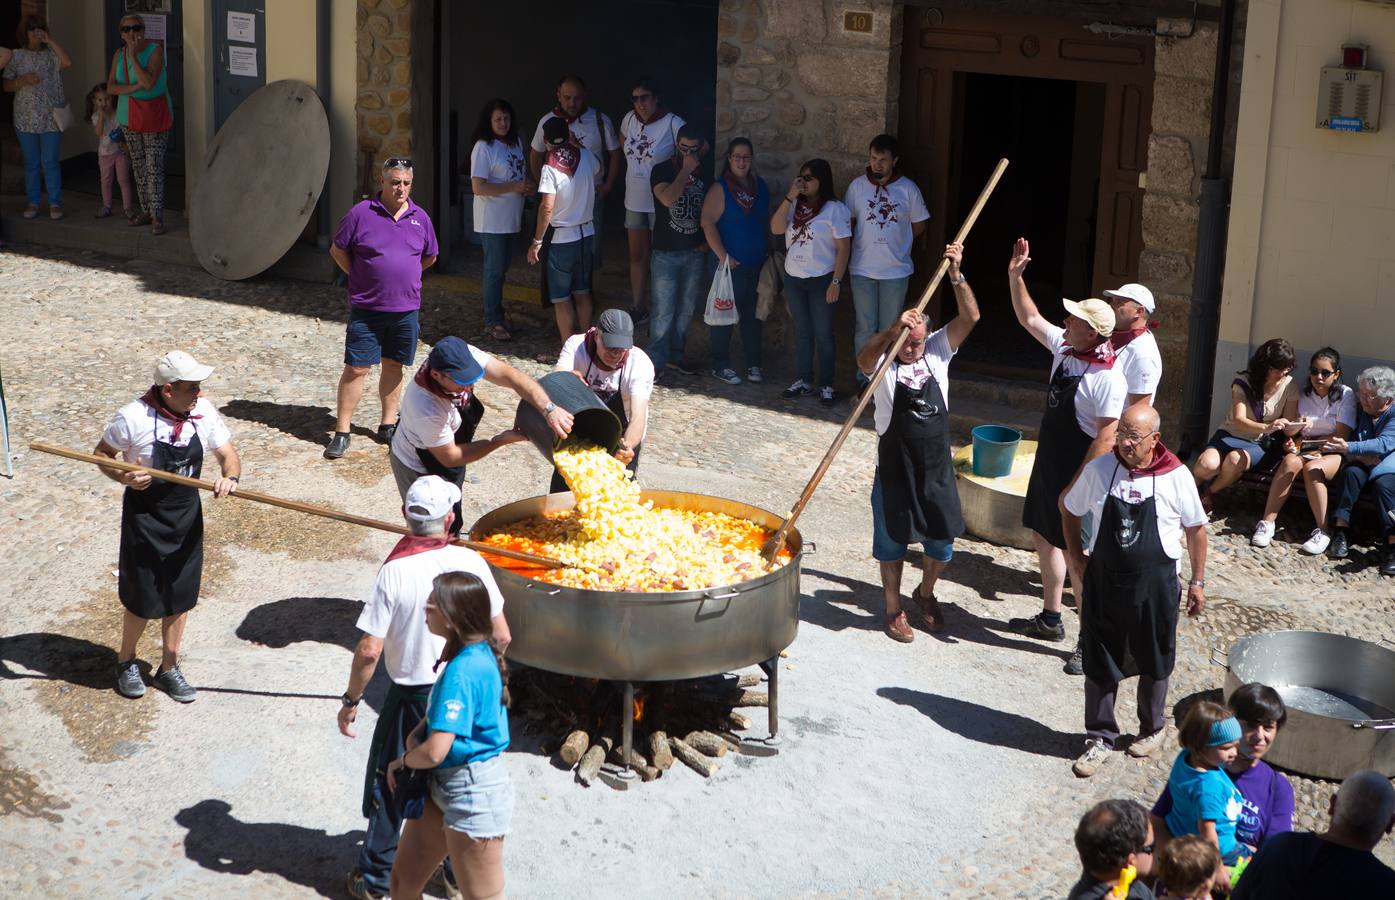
[528,74,621,272]
[1103,283,1162,407]
[529,117,604,345]
[390,335,572,531]
[337,475,509,898]
[553,308,654,491]
[95,350,242,704]
[856,243,978,643]
[620,78,686,323]
[845,134,931,389]
[1061,405,1207,777]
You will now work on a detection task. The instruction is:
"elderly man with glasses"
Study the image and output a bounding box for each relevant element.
[325,157,439,460]
[1322,365,1395,574]
[1061,403,1208,778]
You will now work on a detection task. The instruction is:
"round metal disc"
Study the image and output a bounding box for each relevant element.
[190,80,331,281]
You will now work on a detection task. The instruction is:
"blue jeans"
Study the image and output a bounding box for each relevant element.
[851,275,910,383]
[1333,465,1395,537]
[648,249,704,370]
[709,257,764,372]
[479,232,513,327]
[871,468,954,563]
[784,273,836,387]
[17,130,62,207]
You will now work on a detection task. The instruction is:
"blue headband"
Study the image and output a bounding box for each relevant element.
[1206,717,1242,747]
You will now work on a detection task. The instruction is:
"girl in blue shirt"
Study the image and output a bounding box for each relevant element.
[388,571,514,900]
[1164,701,1246,884]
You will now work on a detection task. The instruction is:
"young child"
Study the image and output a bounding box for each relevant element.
[1164,701,1247,869]
[1155,835,1221,899]
[86,83,134,220]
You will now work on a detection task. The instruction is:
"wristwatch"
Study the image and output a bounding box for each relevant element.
[542,402,557,416]
[949,273,966,285]
[1188,579,1206,587]
[341,692,360,709]
[831,277,842,286]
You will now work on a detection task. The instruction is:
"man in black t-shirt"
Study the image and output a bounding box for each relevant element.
[1232,769,1395,898]
[647,125,708,380]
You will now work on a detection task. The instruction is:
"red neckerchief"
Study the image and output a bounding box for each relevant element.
[634,104,669,126]
[1109,320,1161,350]
[1065,338,1116,368]
[414,365,470,411]
[546,144,580,177]
[551,105,582,124]
[866,168,901,200]
[792,196,821,231]
[583,327,629,373]
[1114,441,1183,477]
[140,386,201,443]
[382,534,450,565]
[724,171,757,213]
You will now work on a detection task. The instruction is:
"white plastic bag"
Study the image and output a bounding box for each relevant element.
[703,256,739,327]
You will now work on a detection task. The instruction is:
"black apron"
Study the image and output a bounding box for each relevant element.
[414,392,484,535]
[118,408,205,619]
[1080,463,1180,683]
[1022,361,1095,549]
[549,363,639,494]
[876,366,963,543]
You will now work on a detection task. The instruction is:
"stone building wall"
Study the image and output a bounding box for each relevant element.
[355,0,413,196]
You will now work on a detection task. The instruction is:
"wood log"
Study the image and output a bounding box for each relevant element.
[714,730,743,752]
[733,690,769,708]
[611,747,659,781]
[726,710,753,731]
[670,737,718,777]
[576,744,607,786]
[736,674,760,688]
[648,731,675,770]
[559,730,590,767]
[683,731,729,758]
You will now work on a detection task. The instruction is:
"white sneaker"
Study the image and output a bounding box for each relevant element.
[1301,528,1331,556]
[1072,738,1112,778]
[746,366,764,383]
[1250,520,1275,548]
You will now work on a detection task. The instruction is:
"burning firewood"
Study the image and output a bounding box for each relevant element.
[559,729,590,767]
[670,737,718,777]
[648,731,674,770]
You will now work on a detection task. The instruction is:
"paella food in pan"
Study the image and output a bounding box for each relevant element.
[478,444,792,592]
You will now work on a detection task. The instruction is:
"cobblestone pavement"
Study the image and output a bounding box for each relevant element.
[2,244,1393,899]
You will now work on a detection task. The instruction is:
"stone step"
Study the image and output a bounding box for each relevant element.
[948,397,1040,443]
[952,371,1048,410]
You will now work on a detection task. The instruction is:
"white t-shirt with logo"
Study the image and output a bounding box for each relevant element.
[783,199,853,279]
[1045,326,1127,437]
[1298,385,1358,438]
[844,175,930,280]
[538,152,601,244]
[357,545,506,686]
[391,347,495,474]
[529,109,619,170]
[620,110,684,214]
[1115,330,1163,405]
[556,334,656,440]
[469,138,526,234]
[102,397,232,466]
[1063,454,1207,559]
[870,326,955,436]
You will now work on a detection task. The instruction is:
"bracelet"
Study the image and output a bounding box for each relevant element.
[1188,579,1205,587]
[228,475,240,484]
[531,238,543,246]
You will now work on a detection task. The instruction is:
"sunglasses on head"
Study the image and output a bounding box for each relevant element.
[631,92,653,103]
[1311,366,1336,377]
[384,157,413,169]
[120,24,144,33]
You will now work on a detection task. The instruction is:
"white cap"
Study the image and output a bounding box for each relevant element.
[153,350,214,386]
[1102,283,1155,313]
[404,475,461,522]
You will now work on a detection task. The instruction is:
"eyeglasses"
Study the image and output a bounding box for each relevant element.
[383,157,413,169]
[631,92,653,103]
[29,25,46,32]
[1138,843,1155,855]
[120,24,144,33]
[678,145,700,155]
[1117,429,1158,445]
[796,174,814,182]
[1310,367,1336,378]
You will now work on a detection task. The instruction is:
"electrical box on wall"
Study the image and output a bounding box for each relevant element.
[1318,44,1382,132]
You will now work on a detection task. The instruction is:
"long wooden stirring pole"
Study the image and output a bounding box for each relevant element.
[762,158,1010,564]
[29,441,571,570]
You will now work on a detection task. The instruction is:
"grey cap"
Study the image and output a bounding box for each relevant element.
[596,309,634,349]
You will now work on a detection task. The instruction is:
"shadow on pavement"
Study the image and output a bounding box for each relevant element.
[175,799,362,898]
[798,567,883,633]
[0,632,116,688]
[876,686,1079,759]
[219,400,377,447]
[237,596,362,651]
[945,547,1043,603]
[925,601,1073,659]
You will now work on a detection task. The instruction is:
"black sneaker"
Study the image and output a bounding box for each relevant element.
[1328,528,1350,560]
[376,423,397,445]
[1006,612,1067,642]
[115,658,145,698]
[1063,640,1084,675]
[154,665,197,703]
[1381,546,1395,577]
[324,432,350,459]
[782,379,812,399]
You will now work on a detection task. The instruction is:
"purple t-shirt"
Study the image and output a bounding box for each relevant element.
[333,196,439,313]
[1152,759,1294,848]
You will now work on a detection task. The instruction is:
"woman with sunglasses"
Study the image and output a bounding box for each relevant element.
[770,159,851,406]
[620,78,689,325]
[1251,347,1356,553]
[3,15,72,220]
[106,13,173,235]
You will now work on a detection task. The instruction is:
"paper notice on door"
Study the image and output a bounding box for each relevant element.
[142,14,167,41]
[228,45,258,78]
[228,11,256,43]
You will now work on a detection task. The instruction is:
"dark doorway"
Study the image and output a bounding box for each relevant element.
[945,73,1104,376]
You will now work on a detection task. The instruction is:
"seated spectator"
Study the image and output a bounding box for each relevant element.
[1231,770,1395,898]
[1323,364,1395,574]
[1192,338,1300,512]
[1154,836,1220,900]
[1152,683,1294,856]
[1161,701,1246,871]
[1067,799,1157,899]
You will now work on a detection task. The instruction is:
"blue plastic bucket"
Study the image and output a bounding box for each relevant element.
[971,425,1022,477]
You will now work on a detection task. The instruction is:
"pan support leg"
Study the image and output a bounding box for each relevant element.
[758,656,781,747]
[618,681,637,780]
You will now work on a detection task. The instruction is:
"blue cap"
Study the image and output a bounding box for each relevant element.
[1206,717,1243,747]
[427,337,484,387]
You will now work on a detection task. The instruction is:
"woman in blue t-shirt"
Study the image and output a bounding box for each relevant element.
[700,136,771,386]
[387,572,514,900]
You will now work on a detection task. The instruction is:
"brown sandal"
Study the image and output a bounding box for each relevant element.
[151,221,167,236]
[912,586,945,632]
[488,324,512,341]
[884,610,915,643]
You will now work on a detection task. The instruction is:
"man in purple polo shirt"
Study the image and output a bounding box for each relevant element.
[325,157,439,460]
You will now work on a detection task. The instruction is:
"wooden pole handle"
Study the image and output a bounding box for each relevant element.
[28,441,570,570]
[763,159,1010,563]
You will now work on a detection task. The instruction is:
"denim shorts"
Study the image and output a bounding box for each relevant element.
[546,235,594,303]
[1205,429,1284,474]
[344,308,419,367]
[624,209,655,230]
[430,754,514,840]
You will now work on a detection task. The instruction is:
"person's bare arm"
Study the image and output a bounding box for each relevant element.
[527,194,555,265]
[471,175,526,198]
[427,430,526,468]
[700,185,733,264]
[771,183,797,235]
[45,35,73,70]
[1007,237,1055,349]
[942,242,980,351]
[616,393,649,464]
[1224,385,1273,441]
[1062,509,1087,581]
[528,147,543,183]
[491,614,511,653]
[329,244,351,275]
[654,154,699,208]
[94,438,152,489]
[858,308,920,374]
[210,443,241,498]
[485,358,574,438]
[420,255,437,271]
[826,237,850,304]
[337,634,383,738]
[126,43,163,90]
[911,219,928,238]
[1184,524,1207,616]
[105,51,136,96]
[600,147,623,196]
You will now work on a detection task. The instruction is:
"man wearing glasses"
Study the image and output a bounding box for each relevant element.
[1061,404,1208,778]
[620,79,687,324]
[1067,799,1156,898]
[646,125,709,381]
[325,158,439,460]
